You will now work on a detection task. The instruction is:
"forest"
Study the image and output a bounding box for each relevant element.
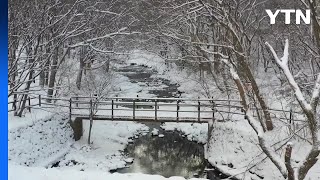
[8,0,320,180]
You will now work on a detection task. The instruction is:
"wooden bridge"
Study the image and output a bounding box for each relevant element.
[8,94,304,141]
[67,96,244,141]
[8,94,245,123]
[70,96,225,123]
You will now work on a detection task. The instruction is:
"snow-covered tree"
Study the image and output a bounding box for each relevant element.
[266,40,319,180]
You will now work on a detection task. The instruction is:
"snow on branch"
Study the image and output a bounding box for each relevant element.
[93,10,120,16]
[265,39,312,111]
[89,44,130,55]
[311,74,320,108]
[265,39,289,67]
[69,29,140,48]
[266,41,319,179]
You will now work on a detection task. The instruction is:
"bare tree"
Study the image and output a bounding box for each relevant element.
[8,0,140,115]
[266,40,319,180]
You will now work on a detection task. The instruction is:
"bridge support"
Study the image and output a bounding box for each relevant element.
[70,117,83,141]
[207,103,215,152]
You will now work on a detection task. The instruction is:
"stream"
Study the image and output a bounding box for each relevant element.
[114,63,221,179]
[117,123,206,178]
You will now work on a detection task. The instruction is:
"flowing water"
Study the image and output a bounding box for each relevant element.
[117,124,207,178]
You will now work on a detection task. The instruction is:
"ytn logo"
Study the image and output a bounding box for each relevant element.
[266,9,310,24]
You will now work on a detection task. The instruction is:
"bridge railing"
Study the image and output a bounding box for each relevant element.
[69,96,221,123]
[8,94,305,124]
[68,96,305,124]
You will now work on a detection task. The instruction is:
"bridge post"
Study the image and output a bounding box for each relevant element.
[212,101,215,122]
[198,100,201,122]
[207,101,215,151]
[69,98,72,121]
[70,117,83,141]
[38,95,41,107]
[155,100,157,121]
[176,100,179,122]
[76,97,79,107]
[88,99,93,144]
[116,95,118,108]
[111,100,114,120]
[28,96,31,112]
[133,99,136,120]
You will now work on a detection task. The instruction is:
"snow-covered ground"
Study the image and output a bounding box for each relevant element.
[206,119,320,180]
[56,120,149,171]
[9,114,73,167]
[9,164,205,180]
[161,123,207,143]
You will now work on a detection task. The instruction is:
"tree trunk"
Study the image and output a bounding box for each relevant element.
[44,35,51,86]
[76,47,87,90]
[39,55,45,88]
[9,43,18,114]
[76,52,85,90]
[47,47,59,102]
[16,48,35,116]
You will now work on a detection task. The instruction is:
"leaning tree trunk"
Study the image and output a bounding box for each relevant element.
[222,23,274,131]
[236,46,273,130]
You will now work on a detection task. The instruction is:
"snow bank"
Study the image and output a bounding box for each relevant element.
[8,109,58,131]
[161,123,208,143]
[125,50,167,74]
[56,121,149,172]
[207,120,320,179]
[9,115,74,167]
[9,164,206,180]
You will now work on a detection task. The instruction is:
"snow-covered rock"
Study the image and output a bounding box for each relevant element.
[124,158,134,163]
[151,128,159,136]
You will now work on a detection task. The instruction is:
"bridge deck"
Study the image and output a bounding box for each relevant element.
[75,115,211,123]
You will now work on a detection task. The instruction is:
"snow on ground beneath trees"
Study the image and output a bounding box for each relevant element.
[205,117,320,180]
[57,120,149,172]
[8,109,151,171]
[9,164,205,180]
[9,112,73,167]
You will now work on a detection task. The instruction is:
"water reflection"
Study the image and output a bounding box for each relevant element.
[118,131,206,178]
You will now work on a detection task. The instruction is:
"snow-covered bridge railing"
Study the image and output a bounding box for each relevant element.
[8,93,307,141]
[8,93,305,124]
[69,96,221,123]
[68,96,305,124]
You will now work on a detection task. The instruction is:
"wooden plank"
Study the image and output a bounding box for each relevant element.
[76,115,211,123]
[111,96,242,102]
